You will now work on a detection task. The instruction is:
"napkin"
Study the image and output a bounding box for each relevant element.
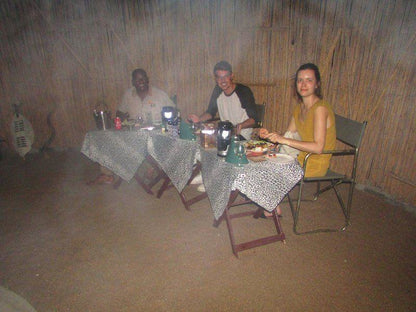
[278,131,301,158]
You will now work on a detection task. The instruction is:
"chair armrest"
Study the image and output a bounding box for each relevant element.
[303,149,356,171]
[320,149,356,156]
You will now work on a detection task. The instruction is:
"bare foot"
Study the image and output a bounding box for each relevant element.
[264,205,282,217]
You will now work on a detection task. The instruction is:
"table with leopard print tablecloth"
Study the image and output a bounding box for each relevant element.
[147,132,200,193]
[200,149,304,220]
[81,129,149,181]
[81,130,303,219]
[81,129,199,193]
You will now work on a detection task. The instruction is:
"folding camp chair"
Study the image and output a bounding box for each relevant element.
[287,114,367,235]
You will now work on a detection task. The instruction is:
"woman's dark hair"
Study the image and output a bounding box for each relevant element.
[294,63,322,101]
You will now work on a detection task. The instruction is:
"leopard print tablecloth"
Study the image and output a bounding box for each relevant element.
[200,149,303,220]
[81,130,303,220]
[81,130,149,181]
[147,132,199,192]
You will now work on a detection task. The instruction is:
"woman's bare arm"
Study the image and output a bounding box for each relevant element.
[265,106,328,154]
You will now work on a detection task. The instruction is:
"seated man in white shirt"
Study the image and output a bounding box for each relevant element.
[188,61,258,191]
[88,69,174,185]
[188,60,258,140]
[116,68,174,125]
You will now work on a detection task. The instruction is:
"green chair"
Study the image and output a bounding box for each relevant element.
[287,114,367,235]
[170,94,177,107]
[254,102,266,128]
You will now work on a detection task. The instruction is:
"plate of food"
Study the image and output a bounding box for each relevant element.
[266,153,295,164]
[245,140,275,156]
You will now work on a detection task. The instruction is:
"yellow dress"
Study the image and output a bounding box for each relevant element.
[293,100,336,177]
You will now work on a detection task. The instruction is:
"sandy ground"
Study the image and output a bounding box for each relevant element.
[0,150,415,312]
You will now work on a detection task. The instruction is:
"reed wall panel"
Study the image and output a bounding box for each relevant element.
[0,0,415,206]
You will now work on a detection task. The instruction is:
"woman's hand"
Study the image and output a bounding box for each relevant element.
[259,128,283,144]
[265,132,284,144]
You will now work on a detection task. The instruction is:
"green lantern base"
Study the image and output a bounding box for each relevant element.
[226,138,248,165]
[179,122,196,140]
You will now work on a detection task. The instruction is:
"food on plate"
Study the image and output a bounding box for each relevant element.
[121,119,136,126]
[245,140,274,152]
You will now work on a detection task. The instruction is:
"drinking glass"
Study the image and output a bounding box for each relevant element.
[234,142,246,166]
[136,116,144,125]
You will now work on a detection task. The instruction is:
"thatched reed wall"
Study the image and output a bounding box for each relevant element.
[0,0,415,206]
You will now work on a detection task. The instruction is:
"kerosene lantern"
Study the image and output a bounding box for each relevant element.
[161,106,177,125]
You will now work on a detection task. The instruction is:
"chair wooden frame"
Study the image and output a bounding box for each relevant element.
[287,114,367,235]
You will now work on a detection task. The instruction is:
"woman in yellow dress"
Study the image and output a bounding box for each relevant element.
[259,63,336,217]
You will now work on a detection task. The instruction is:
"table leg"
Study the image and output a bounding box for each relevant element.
[178,162,208,210]
[136,155,166,195]
[156,176,172,198]
[112,174,155,195]
[113,176,123,190]
[112,155,165,195]
[134,174,155,195]
[220,190,286,258]
[155,161,208,210]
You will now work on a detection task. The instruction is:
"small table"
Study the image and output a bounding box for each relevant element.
[200,149,303,219]
[146,132,208,209]
[200,149,303,257]
[81,130,148,181]
[81,129,208,209]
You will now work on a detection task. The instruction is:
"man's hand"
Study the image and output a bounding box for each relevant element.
[188,114,200,123]
[188,112,213,123]
[235,123,242,135]
[116,110,129,122]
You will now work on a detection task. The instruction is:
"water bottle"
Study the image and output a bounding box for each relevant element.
[146,111,153,125]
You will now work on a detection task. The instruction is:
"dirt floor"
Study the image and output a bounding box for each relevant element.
[0,150,415,312]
